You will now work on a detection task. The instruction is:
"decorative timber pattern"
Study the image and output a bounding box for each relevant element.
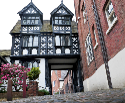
[41,33,53,55]
[13,36,20,56]
[72,34,79,54]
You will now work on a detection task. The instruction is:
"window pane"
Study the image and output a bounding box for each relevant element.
[23,20,27,24]
[28,17,31,19]
[65,20,69,25]
[36,17,39,19]
[61,36,65,46]
[65,36,70,46]
[55,20,58,24]
[23,37,28,47]
[35,20,39,24]
[33,36,38,46]
[28,62,32,68]
[55,17,58,19]
[27,20,30,24]
[65,48,70,54]
[28,36,33,47]
[59,20,62,24]
[56,48,61,54]
[32,17,35,19]
[55,36,60,46]
[62,17,64,19]
[32,49,37,54]
[33,62,37,67]
[31,20,34,24]
[23,49,28,55]
[23,17,26,19]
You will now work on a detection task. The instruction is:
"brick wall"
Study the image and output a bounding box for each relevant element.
[51,70,60,94]
[74,0,125,80]
[63,71,73,94]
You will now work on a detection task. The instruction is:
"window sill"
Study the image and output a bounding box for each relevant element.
[94,43,98,50]
[106,17,118,35]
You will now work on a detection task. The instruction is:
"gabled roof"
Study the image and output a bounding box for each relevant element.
[18,2,43,15]
[50,3,74,16]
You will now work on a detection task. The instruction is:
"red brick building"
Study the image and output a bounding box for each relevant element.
[63,70,73,94]
[51,70,67,94]
[74,0,125,91]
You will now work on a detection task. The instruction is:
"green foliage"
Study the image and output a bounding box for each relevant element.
[0,75,3,86]
[55,92,59,94]
[39,89,50,95]
[27,67,41,80]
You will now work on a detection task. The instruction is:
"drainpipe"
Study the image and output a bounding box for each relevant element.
[92,0,113,89]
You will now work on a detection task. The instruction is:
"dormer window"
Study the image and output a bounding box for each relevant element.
[54,17,70,25]
[22,16,40,25]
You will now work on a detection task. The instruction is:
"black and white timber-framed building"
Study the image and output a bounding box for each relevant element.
[10,1,83,94]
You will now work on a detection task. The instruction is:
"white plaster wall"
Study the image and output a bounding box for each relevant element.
[5,57,11,64]
[108,48,125,88]
[36,58,45,90]
[83,64,109,91]
[60,81,64,88]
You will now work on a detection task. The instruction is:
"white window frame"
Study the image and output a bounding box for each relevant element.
[105,0,118,34]
[85,34,94,65]
[82,5,86,24]
[93,28,98,50]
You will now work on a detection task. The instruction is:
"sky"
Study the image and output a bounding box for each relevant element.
[0,0,76,50]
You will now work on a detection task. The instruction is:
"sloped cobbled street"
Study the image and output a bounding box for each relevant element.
[1,88,125,103]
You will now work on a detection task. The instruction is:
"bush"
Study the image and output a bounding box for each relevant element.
[39,89,49,95]
[27,67,40,80]
[0,63,30,92]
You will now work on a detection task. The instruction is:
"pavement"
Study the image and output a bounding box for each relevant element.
[1,88,125,103]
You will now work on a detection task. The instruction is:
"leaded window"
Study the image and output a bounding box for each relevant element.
[23,36,38,47]
[23,61,39,68]
[54,17,70,25]
[22,16,40,25]
[85,34,94,65]
[55,35,71,54]
[105,0,118,34]
[55,35,70,46]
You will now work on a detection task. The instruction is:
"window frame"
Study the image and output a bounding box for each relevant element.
[82,4,86,24]
[85,33,94,65]
[105,0,118,34]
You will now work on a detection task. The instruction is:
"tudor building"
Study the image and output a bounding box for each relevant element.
[10,1,83,94]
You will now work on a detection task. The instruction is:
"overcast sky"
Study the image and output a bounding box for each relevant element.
[0,0,76,50]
